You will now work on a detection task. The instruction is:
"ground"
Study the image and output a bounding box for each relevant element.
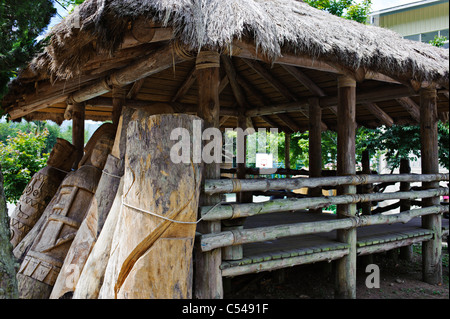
[225,241,449,299]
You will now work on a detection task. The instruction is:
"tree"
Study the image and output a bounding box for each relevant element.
[0,130,49,203]
[0,0,56,101]
[304,0,372,23]
[0,166,18,299]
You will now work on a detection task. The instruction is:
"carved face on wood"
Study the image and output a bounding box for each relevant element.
[90,135,115,169]
[47,138,76,171]
[78,123,116,169]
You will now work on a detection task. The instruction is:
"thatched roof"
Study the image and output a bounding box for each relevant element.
[30,0,449,83]
[2,0,449,128]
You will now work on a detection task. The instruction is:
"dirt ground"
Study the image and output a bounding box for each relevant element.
[225,241,449,299]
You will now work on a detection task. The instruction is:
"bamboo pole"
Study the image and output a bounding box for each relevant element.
[199,205,448,252]
[200,186,449,221]
[204,173,449,195]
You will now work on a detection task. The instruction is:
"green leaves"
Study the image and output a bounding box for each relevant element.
[0,130,49,203]
[0,0,56,100]
[304,0,372,23]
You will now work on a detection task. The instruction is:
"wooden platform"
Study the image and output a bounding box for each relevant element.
[221,211,449,277]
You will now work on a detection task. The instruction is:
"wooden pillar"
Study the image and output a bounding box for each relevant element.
[72,102,85,169]
[194,51,223,299]
[335,76,357,299]
[309,97,322,213]
[111,86,127,126]
[420,87,442,285]
[399,158,413,260]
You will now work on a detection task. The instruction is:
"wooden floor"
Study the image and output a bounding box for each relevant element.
[220,210,449,277]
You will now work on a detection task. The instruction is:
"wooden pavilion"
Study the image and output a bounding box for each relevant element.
[1,0,449,299]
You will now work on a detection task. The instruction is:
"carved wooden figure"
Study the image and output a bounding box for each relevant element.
[10,138,76,248]
[16,124,116,299]
[99,112,203,299]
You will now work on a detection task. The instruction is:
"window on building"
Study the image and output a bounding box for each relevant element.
[403,29,449,49]
[404,34,421,41]
[421,31,439,44]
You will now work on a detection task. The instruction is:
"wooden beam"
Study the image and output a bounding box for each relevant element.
[277,113,302,132]
[221,56,248,109]
[243,59,298,101]
[363,102,394,127]
[232,40,401,84]
[126,78,145,99]
[335,75,357,299]
[420,87,442,285]
[171,66,197,102]
[281,65,326,97]
[396,97,421,123]
[245,86,416,118]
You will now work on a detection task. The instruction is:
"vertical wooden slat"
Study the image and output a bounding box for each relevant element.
[308,97,322,213]
[361,150,372,215]
[335,76,357,299]
[194,51,223,299]
[399,158,413,260]
[420,87,442,285]
[72,102,85,169]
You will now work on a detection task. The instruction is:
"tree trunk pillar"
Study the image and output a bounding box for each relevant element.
[194,50,223,299]
[335,76,357,299]
[420,87,442,285]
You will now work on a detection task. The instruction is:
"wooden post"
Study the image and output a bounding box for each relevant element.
[194,51,223,299]
[335,76,357,299]
[111,86,126,126]
[309,97,322,213]
[399,158,413,260]
[72,102,85,169]
[420,87,442,285]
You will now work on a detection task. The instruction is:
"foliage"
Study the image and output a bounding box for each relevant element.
[0,0,56,102]
[304,0,372,23]
[0,130,49,203]
[429,35,448,48]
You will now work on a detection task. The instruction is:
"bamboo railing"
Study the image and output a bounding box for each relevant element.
[198,173,449,255]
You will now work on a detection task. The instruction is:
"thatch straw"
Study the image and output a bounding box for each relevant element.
[11,0,450,86]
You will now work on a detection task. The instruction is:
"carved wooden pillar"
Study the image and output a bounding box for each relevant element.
[194,51,223,299]
[335,76,357,299]
[420,86,442,285]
